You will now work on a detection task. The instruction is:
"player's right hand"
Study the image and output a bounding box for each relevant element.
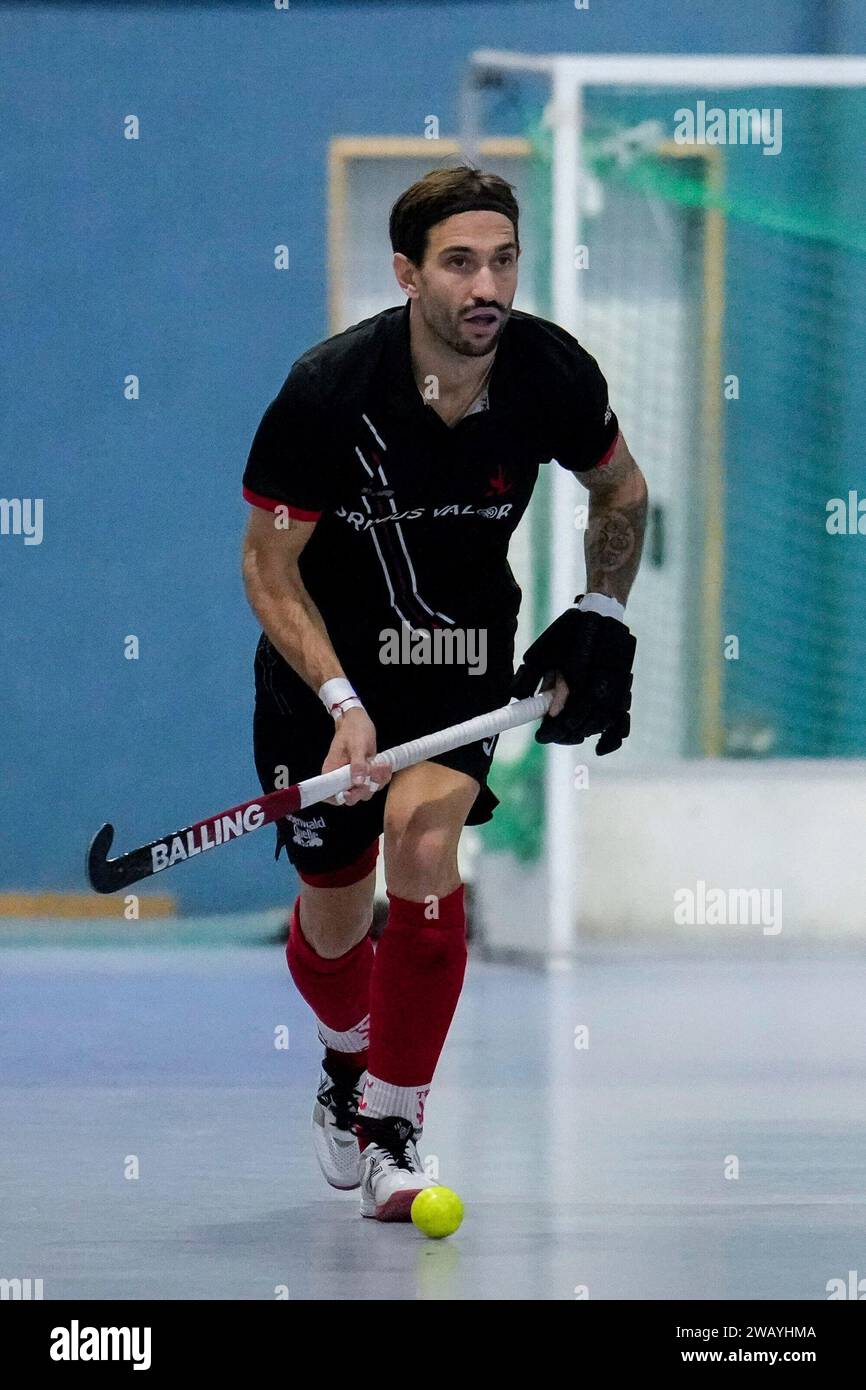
[321,707,393,806]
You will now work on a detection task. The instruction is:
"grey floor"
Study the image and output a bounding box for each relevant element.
[2,940,866,1300]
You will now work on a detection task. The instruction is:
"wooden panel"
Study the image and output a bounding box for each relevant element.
[0,892,176,919]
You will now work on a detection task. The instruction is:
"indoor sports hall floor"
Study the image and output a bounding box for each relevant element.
[3,929,865,1301]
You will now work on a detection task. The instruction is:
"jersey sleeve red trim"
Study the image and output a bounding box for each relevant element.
[242,486,322,521]
[594,430,621,469]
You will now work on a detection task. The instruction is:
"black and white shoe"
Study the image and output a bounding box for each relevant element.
[311,1058,366,1190]
[357,1115,438,1221]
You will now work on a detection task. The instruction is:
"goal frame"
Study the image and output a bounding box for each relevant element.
[460,52,866,957]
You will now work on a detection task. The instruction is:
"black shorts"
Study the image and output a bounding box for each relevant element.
[252,632,515,878]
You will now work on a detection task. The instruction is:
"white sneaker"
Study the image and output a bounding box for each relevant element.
[311,1059,366,1190]
[357,1115,439,1221]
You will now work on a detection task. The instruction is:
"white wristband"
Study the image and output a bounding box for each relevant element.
[575,592,626,624]
[319,677,363,720]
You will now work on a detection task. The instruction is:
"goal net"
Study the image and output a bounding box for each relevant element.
[460,56,866,953]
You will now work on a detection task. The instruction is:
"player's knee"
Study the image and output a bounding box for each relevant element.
[297,879,375,959]
[300,906,371,959]
[383,817,459,898]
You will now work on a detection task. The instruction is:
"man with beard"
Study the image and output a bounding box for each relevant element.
[242,165,647,1220]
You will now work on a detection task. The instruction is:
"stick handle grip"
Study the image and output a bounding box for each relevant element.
[296,691,553,809]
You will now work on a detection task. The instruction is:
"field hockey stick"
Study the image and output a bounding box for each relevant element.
[86,690,554,894]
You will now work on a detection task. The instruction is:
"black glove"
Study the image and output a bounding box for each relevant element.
[511,601,636,753]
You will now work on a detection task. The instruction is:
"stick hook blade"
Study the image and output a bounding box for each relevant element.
[87,823,117,894]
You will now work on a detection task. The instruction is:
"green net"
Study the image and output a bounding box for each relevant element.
[522,84,866,760]
[482,82,866,860]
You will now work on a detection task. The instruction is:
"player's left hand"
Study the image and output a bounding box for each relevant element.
[510,606,636,753]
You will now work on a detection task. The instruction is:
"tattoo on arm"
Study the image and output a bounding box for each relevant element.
[576,437,649,604]
[588,508,636,571]
[585,495,647,601]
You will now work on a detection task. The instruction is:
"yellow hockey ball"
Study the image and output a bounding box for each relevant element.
[411,1186,464,1238]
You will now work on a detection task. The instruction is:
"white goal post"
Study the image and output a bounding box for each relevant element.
[459,53,866,959]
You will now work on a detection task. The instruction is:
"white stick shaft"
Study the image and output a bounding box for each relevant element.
[297,691,553,809]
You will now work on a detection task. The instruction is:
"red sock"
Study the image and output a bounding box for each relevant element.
[365,884,468,1095]
[285,898,372,1069]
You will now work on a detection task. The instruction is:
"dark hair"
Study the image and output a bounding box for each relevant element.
[389,165,520,266]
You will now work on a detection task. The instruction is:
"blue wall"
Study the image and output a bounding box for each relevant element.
[0,0,853,911]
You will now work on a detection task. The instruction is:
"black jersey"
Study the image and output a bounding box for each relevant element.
[243,302,619,671]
